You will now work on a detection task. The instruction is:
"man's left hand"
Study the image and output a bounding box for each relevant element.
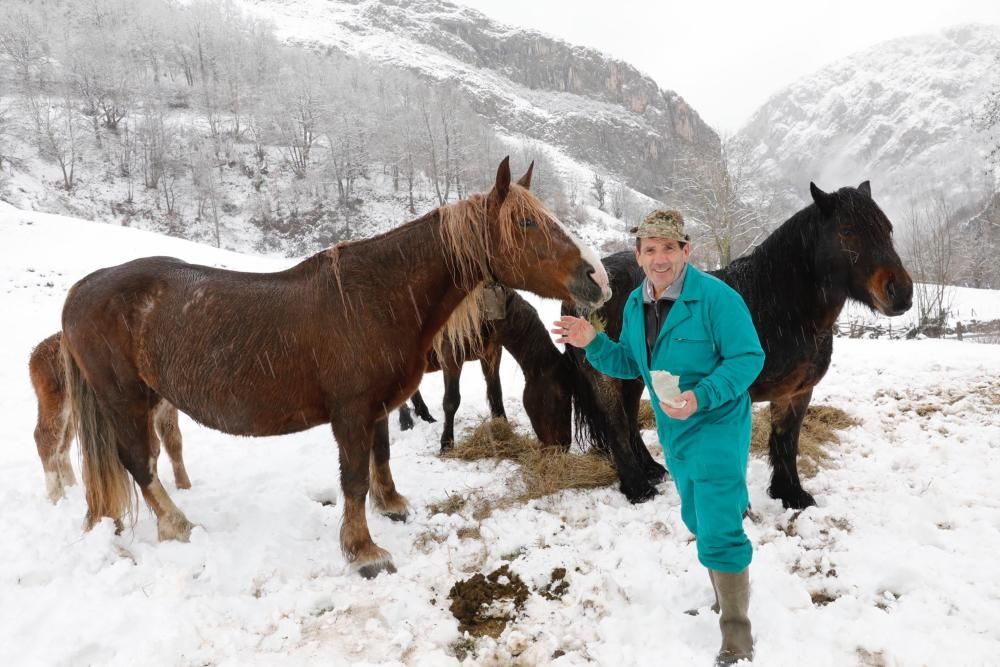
[661,390,698,420]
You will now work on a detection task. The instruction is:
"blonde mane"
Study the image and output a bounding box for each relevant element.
[434,185,557,359]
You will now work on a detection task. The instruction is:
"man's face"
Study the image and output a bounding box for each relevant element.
[635,237,691,295]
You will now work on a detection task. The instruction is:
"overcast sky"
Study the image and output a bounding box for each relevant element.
[455,0,1000,133]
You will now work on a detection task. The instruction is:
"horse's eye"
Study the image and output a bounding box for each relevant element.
[518,218,537,229]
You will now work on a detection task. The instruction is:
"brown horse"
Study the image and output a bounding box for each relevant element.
[29,332,190,503]
[398,287,575,450]
[61,158,610,577]
[568,182,913,508]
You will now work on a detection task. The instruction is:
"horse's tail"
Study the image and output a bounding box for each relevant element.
[61,337,135,529]
[564,347,619,457]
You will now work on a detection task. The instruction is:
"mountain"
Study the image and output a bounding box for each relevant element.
[238,0,719,202]
[736,24,1000,222]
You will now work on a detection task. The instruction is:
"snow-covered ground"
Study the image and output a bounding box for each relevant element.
[1,202,999,666]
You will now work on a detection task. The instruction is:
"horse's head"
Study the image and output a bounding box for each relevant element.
[810,181,913,316]
[481,157,611,311]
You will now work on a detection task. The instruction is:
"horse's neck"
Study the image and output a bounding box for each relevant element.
[742,220,849,331]
[494,299,562,375]
[325,210,477,349]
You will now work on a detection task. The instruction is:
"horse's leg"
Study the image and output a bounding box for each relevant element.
[440,364,463,452]
[332,416,395,578]
[56,407,77,489]
[33,388,69,503]
[480,343,506,420]
[622,378,667,483]
[398,403,415,431]
[128,403,194,541]
[369,418,410,522]
[409,390,436,424]
[154,402,191,490]
[584,366,657,503]
[93,398,193,541]
[768,389,817,509]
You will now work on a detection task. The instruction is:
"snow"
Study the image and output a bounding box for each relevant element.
[2,203,1000,665]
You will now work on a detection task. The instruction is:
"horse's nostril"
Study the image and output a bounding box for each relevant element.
[886,280,896,300]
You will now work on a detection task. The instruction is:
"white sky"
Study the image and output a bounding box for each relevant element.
[455,0,1000,133]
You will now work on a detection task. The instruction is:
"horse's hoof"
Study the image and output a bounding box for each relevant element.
[399,415,414,431]
[772,486,817,510]
[383,510,409,523]
[157,513,194,542]
[439,441,454,454]
[418,413,437,424]
[356,558,397,579]
[623,483,658,504]
[644,462,668,484]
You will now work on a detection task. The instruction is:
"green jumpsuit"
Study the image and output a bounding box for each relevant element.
[585,265,765,572]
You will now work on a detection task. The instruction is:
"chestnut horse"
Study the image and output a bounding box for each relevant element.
[29,332,190,503]
[568,182,913,508]
[61,158,610,577]
[398,287,575,450]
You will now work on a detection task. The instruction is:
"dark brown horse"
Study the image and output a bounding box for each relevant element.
[29,332,190,503]
[61,158,610,577]
[568,182,913,508]
[398,287,575,450]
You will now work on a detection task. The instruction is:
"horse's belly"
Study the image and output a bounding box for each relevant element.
[171,391,329,436]
[750,342,831,402]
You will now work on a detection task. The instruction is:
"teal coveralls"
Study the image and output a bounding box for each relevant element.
[585,265,765,572]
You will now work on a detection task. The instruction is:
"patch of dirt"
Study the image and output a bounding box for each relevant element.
[810,590,840,606]
[538,567,570,601]
[448,564,530,639]
[857,648,888,666]
[750,405,861,479]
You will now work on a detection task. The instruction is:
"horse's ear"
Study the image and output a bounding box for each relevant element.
[494,156,511,202]
[858,181,871,197]
[810,182,835,213]
[516,161,534,189]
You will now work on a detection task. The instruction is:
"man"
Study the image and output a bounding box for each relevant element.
[553,209,764,665]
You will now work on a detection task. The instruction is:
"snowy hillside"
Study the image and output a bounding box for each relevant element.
[1,206,1000,665]
[738,24,1000,221]
[236,0,718,201]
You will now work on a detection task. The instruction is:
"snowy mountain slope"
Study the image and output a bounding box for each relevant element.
[237,0,718,201]
[738,24,1000,221]
[1,205,1000,665]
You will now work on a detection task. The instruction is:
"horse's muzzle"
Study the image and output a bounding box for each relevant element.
[570,263,611,310]
[872,269,913,316]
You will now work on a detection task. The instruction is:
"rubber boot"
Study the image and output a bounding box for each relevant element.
[712,568,753,665]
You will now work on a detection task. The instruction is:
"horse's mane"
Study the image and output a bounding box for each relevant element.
[316,184,558,362]
[433,186,557,360]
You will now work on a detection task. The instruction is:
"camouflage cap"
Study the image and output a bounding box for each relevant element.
[630,209,688,242]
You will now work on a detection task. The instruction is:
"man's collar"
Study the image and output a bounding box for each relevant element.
[642,263,688,303]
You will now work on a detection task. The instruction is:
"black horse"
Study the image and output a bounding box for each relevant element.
[398,287,576,450]
[568,182,913,508]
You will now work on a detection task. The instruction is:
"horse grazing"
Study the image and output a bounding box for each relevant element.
[61,157,610,578]
[398,287,576,450]
[568,182,913,508]
[29,332,190,503]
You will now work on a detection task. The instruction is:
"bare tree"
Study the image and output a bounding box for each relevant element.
[904,194,957,332]
[667,133,769,268]
[0,5,48,89]
[591,172,607,211]
[27,91,85,191]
